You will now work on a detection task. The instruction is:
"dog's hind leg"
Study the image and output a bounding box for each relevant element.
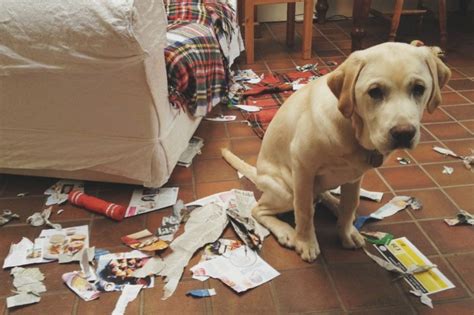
[252,192,296,248]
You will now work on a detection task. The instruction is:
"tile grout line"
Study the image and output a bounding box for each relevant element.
[319,253,348,313]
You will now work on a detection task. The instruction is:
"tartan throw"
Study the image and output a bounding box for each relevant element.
[241,69,331,138]
[165,1,242,116]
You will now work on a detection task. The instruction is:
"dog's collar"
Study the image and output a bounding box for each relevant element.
[366,149,384,168]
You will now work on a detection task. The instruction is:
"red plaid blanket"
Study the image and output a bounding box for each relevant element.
[241,69,329,138]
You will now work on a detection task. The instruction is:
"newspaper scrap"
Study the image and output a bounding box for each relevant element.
[96,251,154,292]
[131,257,165,278]
[17,192,29,197]
[44,179,84,206]
[330,187,384,202]
[444,210,474,226]
[3,237,49,268]
[191,246,279,293]
[205,115,237,122]
[360,231,394,245]
[201,239,243,261]
[57,209,64,215]
[125,187,179,218]
[40,225,89,260]
[442,166,454,175]
[7,267,46,308]
[397,157,411,165]
[325,61,338,67]
[178,136,204,167]
[433,146,474,171]
[186,191,235,208]
[156,200,185,242]
[186,288,216,298]
[111,284,143,315]
[159,203,229,300]
[233,69,261,84]
[296,63,317,72]
[372,237,455,308]
[27,207,62,230]
[0,209,20,226]
[354,196,422,230]
[121,229,168,252]
[233,104,261,112]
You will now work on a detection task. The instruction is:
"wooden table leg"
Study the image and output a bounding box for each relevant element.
[316,0,329,24]
[302,0,314,59]
[351,0,372,51]
[389,0,404,42]
[245,0,255,64]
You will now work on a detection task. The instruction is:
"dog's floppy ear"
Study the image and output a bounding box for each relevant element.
[425,47,451,113]
[327,55,365,118]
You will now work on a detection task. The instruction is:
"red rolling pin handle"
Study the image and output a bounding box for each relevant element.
[68,190,125,221]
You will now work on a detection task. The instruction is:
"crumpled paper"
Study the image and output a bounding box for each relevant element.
[7,267,46,308]
[444,210,474,226]
[0,209,20,226]
[433,146,474,171]
[159,203,228,299]
[27,207,62,230]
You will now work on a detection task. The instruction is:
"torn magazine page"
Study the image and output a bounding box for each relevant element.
[96,251,154,292]
[58,247,95,264]
[62,271,100,301]
[3,237,49,269]
[131,257,165,278]
[354,196,422,230]
[39,225,89,260]
[444,210,474,226]
[178,136,204,167]
[227,189,269,249]
[125,187,179,218]
[190,246,279,293]
[374,237,455,296]
[194,239,243,281]
[44,179,84,206]
[111,284,143,315]
[121,229,168,252]
[159,203,228,300]
[330,187,384,202]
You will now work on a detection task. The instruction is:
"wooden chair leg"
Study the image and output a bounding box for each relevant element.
[351,0,372,51]
[286,3,296,47]
[302,0,313,59]
[438,0,447,52]
[389,0,404,41]
[245,0,255,64]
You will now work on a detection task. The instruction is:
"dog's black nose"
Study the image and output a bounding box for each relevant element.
[390,124,416,148]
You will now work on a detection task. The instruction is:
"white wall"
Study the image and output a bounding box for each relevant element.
[256,0,467,22]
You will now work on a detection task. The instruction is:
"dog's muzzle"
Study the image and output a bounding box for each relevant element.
[390,124,416,149]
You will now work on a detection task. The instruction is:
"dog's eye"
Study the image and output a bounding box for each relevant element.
[413,84,425,97]
[368,87,383,100]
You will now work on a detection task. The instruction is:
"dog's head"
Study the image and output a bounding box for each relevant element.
[327,42,451,155]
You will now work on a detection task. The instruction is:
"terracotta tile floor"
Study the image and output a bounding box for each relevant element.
[1,11,474,315]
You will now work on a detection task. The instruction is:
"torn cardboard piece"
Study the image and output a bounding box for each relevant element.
[186,288,216,298]
[354,196,422,230]
[96,251,154,292]
[125,187,179,218]
[121,230,168,252]
[111,284,143,315]
[7,267,46,308]
[367,237,454,308]
[27,207,62,230]
[330,187,384,202]
[0,209,20,226]
[159,203,228,300]
[190,246,279,293]
[444,210,474,226]
[178,136,204,167]
[44,179,84,206]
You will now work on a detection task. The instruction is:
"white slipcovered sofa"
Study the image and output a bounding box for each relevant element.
[0,0,202,187]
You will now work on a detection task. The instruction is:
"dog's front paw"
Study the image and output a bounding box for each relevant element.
[340,226,365,249]
[295,236,320,262]
[275,227,296,248]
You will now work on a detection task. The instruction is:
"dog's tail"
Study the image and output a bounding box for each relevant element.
[221,148,257,183]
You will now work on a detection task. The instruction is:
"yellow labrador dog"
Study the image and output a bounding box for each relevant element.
[222,42,450,262]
